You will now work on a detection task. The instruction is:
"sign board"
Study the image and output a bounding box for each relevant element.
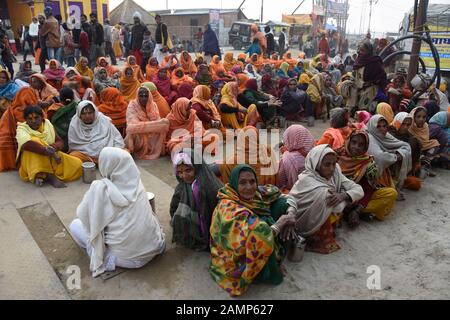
[209,9,220,37]
[312,5,325,16]
[327,1,347,14]
[419,34,450,71]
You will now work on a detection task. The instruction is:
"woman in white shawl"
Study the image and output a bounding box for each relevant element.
[69,147,166,277]
[244,63,262,89]
[366,114,412,200]
[68,101,125,163]
[287,144,364,254]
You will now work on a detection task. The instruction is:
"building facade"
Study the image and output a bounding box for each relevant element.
[1,0,109,40]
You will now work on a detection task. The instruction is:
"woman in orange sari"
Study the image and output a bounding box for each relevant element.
[236,73,249,94]
[165,97,218,155]
[0,87,39,171]
[141,82,171,118]
[191,85,224,132]
[120,67,141,103]
[317,108,353,150]
[283,51,298,70]
[248,53,264,72]
[251,24,267,54]
[97,87,128,137]
[126,55,145,82]
[145,57,160,81]
[125,86,170,160]
[219,126,278,185]
[180,51,197,77]
[171,67,195,91]
[29,74,59,109]
[223,52,238,72]
[209,55,224,79]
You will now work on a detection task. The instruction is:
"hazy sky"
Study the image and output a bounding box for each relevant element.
[110,0,450,35]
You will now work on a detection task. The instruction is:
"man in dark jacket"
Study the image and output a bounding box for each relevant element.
[130,12,148,67]
[278,28,286,56]
[88,12,104,68]
[153,14,168,64]
[264,26,275,55]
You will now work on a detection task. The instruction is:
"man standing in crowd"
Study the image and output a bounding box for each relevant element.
[37,14,48,72]
[88,12,104,68]
[22,25,34,62]
[62,23,78,67]
[265,26,275,56]
[40,6,60,61]
[55,15,65,65]
[29,17,39,48]
[278,28,287,56]
[130,12,148,67]
[153,14,169,64]
[140,30,154,73]
[103,19,117,65]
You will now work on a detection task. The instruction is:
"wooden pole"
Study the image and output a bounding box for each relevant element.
[407,0,428,85]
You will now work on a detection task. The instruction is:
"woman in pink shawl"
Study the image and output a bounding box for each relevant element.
[277,125,315,191]
[152,68,178,106]
[43,59,65,90]
[354,110,372,129]
[125,85,170,160]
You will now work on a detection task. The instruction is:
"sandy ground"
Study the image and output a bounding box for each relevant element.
[1,52,450,300]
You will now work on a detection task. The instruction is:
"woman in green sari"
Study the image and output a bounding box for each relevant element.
[51,88,78,152]
[209,164,296,297]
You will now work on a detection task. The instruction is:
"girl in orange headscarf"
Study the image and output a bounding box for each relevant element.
[0,87,39,171]
[165,97,218,154]
[145,57,160,81]
[97,87,128,137]
[125,85,170,160]
[171,67,195,90]
[283,51,298,69]
[120,67,141,103]
[141,82,171,118]
[180,51,198,77]
[126,55,145,82]
[236,73,249,94]
[29,74,59,105]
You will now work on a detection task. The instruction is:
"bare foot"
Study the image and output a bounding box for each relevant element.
[46,174,66,188]
[396,190,405,201]
[34,177,44,187]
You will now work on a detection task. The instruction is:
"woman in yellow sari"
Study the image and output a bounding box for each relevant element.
[218,82,255,130]
[16,105,82,188]
[223,52,238,72]
[75,57,94,80]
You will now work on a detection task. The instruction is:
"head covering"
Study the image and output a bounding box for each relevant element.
[330,108,348,128]
[170,150,223,250]
[279,62,290,77]
[180,51,197,75]
[376,102,394,124]
[166,97,198,137]
[191,85,220,121]
[400,98,416,113]
[177,81,194,99]
[245,78,258,92]
[337,130,377,183]
[97,87,128,127]
[75,57,94,79]
[68,101,125,158]
[366,115,412,187]
[223,52,237,72]
[229,164,257,193]
[299,73,310,85]
[356,110,372,125]
[279,125,315,189]
[146,57,160,81]
[120,67,141,102]
[132,11,142,20]
[391,112,412,131]
[43,59,65,80]
[220,82,239,108]
[76,147,165,277]
[429,111,450,128]
[0,68,19,101]
[29,74,59,101]
[408,107,441,151]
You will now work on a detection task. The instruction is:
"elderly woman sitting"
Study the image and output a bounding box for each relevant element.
[170,151,223,250]
[93,67,120,95]
[70,147,166,277]
[366,115,412,200]
[287,145,364,254]
[210,165,297,297]
[16,105,82,188]
[68,101,125,163]
[125,86,170,160]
